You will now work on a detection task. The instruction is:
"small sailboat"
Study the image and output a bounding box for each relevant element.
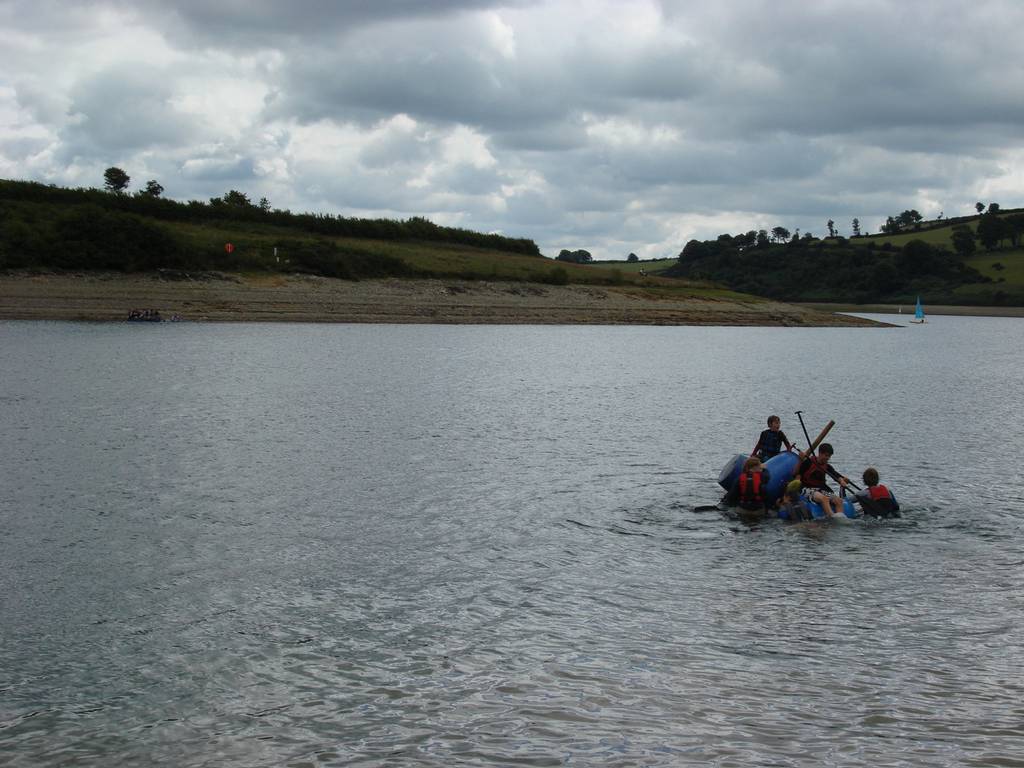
[910,296,926,324]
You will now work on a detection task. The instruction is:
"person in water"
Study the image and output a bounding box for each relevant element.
[779,479,812,522]
[724,456,771,514]
[853,467,901,518]
[751,415,794,462]
[795,443,848,518]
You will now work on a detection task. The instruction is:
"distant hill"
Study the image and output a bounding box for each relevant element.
[0,179,734,299]
[0,178,541,279]
[662,211,1024,306]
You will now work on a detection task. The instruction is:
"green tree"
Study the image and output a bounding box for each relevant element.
[103,167,130,194]
[976,213,1006,250]
[222,190,253,207]
[771,226,790,243]
[896,209,923,230]
[678,239,710,262]
[556,249,592,264]
[1006,214,1024,247]
[851,218,861,237]
[951,225,976,258]
[756,229,770,248]
[627,253,639,263]
[898,239,943,276]
[140,179,164,198]
[869,261,899,294]
[827,219,836,238]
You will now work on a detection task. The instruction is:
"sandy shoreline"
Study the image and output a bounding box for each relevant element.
[0,272,887,326]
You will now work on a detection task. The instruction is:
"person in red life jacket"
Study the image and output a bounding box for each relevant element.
[725,456,771,513]
[751,415,794,462]
[853,467,901,518]
[794,443,848,518]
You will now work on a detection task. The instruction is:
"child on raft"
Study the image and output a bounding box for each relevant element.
[751,415,794,462]
[778,479,812,522]
[853,467,901,518]
[794,443,848,518]
[724,456,771,516]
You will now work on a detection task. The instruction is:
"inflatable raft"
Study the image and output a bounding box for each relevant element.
[718,451,857,520]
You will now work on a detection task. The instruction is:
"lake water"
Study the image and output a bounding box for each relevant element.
[2,315,1023,767]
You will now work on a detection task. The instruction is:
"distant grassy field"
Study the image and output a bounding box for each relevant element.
[166,220,740,298]
[591,258,678,274]
[839,215,1024,305]
[854,210,1021,249]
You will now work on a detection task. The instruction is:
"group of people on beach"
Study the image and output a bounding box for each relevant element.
[127,309,182,322]
[724,415,900,521]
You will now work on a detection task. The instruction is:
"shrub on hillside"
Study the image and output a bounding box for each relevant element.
[282,240,414,280]
[53,206,187,271]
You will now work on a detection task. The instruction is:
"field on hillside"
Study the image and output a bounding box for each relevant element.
[838,214,1024,305]
[167,220,741,297]
[591,258,677,274]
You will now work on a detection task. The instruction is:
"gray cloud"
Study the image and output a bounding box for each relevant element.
[59,67,197,157]
[2,0,1023,257]
[128,0,537,46]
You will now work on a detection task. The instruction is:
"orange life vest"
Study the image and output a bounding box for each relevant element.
[737,470,767,506]
[861,484,899,516]
[868,484,893,502]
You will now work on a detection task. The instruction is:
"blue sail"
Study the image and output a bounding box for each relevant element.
[914,296,925,320]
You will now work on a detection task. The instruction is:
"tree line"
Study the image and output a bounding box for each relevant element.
[2,171,542,258]
[0,194,420,278]
[666,229,1001,304]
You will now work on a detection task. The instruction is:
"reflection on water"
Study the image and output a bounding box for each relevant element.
[1,317,1023,766]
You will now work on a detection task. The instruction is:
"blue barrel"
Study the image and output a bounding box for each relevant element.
[720,450,798,502]
[762,451,800,503]
[779,496,857,520]
[718,454,747,491]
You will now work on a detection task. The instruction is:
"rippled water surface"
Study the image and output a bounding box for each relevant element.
[2,316,1023,766]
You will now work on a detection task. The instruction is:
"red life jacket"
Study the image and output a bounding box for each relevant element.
[737,470,766,506]
[868,484,893,502]
[861,483,899,516]
[800,457,828,488]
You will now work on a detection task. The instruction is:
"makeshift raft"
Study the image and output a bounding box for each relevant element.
[718,451,857,520]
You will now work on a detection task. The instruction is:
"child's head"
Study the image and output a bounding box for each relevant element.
[742,457,762,472]
[767,415,781,430]
[785,478,802,501]
[862,467,880,486]
[818,443,834,458]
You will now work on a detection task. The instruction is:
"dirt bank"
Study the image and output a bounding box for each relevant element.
[0,272,886,326]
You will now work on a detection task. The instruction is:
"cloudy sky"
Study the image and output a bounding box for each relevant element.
[2,0,1023,259]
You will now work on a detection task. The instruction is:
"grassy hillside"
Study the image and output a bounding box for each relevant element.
[592,258,677,274]
[666,210,1024,306]
[850,212,1024,304]
[0,179,741,300]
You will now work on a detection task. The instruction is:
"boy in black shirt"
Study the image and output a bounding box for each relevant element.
[751,415,793,461]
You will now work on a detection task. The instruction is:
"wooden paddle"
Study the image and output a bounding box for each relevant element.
[806,419,834,454]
